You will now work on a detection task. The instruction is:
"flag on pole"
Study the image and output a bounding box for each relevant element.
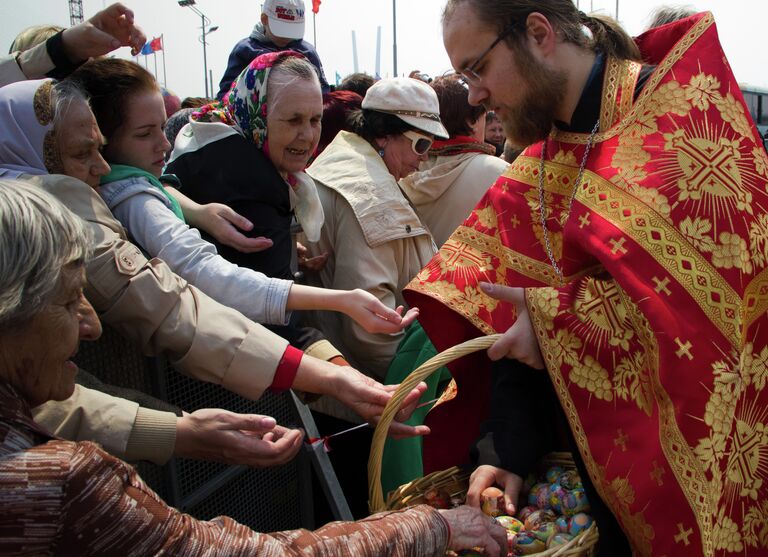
[140,37,163,55]
[312,0,321,13]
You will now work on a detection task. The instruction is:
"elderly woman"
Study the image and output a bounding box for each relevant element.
[400,74,508,249]
[306,77,447,383]
[0,180,508,556]
[164,52,402,366]
[301,77,448,514]
[0,77,428,468]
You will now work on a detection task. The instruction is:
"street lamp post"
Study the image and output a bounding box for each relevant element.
[178,0,218,97]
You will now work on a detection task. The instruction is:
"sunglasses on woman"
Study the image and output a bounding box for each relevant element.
[403,130,434,155]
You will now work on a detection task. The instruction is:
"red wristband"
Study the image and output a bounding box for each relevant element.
[269,345,303,392]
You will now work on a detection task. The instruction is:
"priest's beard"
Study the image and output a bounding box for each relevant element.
[499,46,568,149]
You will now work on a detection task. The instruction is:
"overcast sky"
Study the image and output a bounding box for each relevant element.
[2,0,766,98]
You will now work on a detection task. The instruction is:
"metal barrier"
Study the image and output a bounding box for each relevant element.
[73,324,351,531]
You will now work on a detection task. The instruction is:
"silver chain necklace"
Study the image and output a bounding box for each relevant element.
[537,119,600,285]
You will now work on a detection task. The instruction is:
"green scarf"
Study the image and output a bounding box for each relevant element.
[102,164,185,222]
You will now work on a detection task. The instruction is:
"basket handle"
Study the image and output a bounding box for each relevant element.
[367,333,502,513]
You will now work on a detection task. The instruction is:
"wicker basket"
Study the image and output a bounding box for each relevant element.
[367,334,599,557]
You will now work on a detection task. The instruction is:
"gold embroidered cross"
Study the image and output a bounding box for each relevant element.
[653,276,672,296]
[650,461,665,486]
[674,523,693,546]
[675,338,694,360]
[509,214,520,228]
[578,213,591,229]
[614,429,628,452]
[609,237,628,255]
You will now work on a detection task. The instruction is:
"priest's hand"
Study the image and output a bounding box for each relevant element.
[466,464,523,516]
[479,282,544,369]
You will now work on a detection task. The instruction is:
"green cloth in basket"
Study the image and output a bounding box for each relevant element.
[381,322,452,496]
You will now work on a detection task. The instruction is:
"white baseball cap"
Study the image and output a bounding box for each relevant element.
[262,0,306,41]
[362,77,449,139]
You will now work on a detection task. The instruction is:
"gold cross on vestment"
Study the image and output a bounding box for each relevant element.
[675,338,694,360]
[653,276,672,296]
[578,213,591,229]
[509,214,520,228]
[674,523,693,546]
[609,237,628,255]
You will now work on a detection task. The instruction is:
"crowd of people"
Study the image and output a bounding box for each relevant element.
[0,0,766,555]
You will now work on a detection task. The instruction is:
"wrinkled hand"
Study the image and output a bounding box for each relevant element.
[174,408,303,467]
[480,282,544,369]
[198,203,273,253]
[297,241,328,272]
[438,505,508,556]
[342,289,420,334]
[61,3,146,60]
[333,369,430,440]
[466,465,523,516]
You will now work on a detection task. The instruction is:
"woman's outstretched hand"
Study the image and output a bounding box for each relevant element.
[341,289,420,334]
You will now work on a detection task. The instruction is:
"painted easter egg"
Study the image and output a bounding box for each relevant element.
[480,486,505,517]
[568,512,595,536]
[547,532,574,548]
[545,466,565,484]
[560,487,590,517]
[496,515,524,533]
[513,531,546,555]
[524,509,557,531]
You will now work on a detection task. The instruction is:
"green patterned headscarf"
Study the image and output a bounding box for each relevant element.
[191,50,305,150]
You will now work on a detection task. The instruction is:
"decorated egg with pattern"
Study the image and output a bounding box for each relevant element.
[527,482,551,509]
[423,488,451,509]
[513,532,546,555]
[568,512,595,536]
[555,515,570,533]
[480,486,505,517]
[545,466,565,484]
[496,515,524,533]
[517,505,538,523]
[532,520,558,543]
[558,470,583,490]
[548,483,567,514]
[524,509,557,531]
[547,532,574,548]
[560,487,590,516]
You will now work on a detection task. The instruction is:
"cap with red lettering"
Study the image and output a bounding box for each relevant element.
[262,0,306,41]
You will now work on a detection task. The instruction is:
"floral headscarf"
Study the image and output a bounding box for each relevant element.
[192,50,305,150]
[189,50,324,241]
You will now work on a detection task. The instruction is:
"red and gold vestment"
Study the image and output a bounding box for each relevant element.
[406,13,768,556]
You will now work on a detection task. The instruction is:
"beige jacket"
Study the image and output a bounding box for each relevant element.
[33,385,178,464]
[0,42,54,87]
[25,174,290,462]
[400,151,508,248]
[306,132,436,387]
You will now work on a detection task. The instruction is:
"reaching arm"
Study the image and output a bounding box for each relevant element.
[164,185,274,253]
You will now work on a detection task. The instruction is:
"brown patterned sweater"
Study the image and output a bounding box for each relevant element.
[0,383,449,556]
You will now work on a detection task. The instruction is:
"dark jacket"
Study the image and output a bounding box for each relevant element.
[216,22,329,99]
[166,133,325,351]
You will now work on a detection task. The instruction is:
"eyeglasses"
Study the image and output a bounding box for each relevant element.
[403,130,434,155]
[458,24,516,86]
